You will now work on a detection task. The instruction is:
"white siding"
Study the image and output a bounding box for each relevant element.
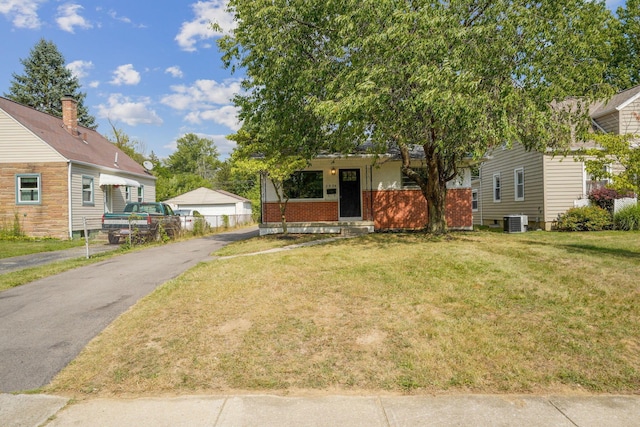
[70,164,104,232]
[594,111,619,134]
[619,99,640,135]
[0,108,65,163]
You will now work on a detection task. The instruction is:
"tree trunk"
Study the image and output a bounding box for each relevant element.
[279,202,288,234]
[423,145,448,234]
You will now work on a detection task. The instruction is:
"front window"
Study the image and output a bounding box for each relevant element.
[137,185,144,202]
[284,171,323,199]
[82,176,94,205]
[472,189,478,211]
[125,186,132,202]
[402,167,427,189]
[493,173,501,202]
[16,174,41,204]
[514,168,525,201]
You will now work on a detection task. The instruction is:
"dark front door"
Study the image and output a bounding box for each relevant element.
[339,169,361,218]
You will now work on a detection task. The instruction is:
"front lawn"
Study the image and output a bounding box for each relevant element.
[0,238,85,259]
[47,231,640,396]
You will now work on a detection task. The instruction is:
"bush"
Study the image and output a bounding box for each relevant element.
[556,206,612,231]
[614,203,640,231]
[589,187,633,214]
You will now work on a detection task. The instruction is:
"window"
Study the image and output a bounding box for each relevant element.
[472,189,479,211]
[514,168,525,201]
[586,164,611,195]
[82,176,94,205]
[125,186,132,202]
[16,174,41,204]
[284,171,323,199]
[493,173,501,202]
[401,167,427,189]
[137,186,144,202]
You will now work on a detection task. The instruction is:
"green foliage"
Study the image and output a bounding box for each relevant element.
[0,212,25,239]
[607,0,640,90]
[588,187,633,214]
[614,203,640,231]
[579,133,640,195]
[5,39,96,128]
[106,120,147,165]
[557,206,612,231]
[221,0,615,234]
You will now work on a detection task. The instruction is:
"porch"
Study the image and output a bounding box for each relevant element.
[259,221,375,236]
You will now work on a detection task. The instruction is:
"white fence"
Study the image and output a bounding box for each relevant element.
[203,214,254,229]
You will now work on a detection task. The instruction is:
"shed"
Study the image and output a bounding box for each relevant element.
[164,187,252,227]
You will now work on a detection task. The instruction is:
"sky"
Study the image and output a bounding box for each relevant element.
[0,0,630,161]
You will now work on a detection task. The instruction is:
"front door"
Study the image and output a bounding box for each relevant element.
[103,186,112,213]
[339,169,361,218]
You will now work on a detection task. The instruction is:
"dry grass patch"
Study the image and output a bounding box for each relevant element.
[47,231,640,396]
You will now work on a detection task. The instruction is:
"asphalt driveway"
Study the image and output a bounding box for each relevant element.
[0,226,259,393]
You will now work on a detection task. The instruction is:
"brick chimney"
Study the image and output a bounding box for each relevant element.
[61,96,78,135]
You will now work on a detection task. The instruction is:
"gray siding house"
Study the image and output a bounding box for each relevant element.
[473,85,640,230]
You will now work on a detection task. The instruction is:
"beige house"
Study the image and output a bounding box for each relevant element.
[0,97,156,239]
[473,85,640,231]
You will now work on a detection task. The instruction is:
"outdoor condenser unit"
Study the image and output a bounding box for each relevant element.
[503,215,528,233]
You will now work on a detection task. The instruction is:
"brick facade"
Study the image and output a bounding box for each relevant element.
[0,162,70,238]
[264,188,472,230]
[263,201,338,223]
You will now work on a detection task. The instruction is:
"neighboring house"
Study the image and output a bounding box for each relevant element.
[260,151,474,235]
[164,187,253,227]
[473,85,640,231]
[0,96,156,239]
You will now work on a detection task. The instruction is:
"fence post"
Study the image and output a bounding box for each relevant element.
[83,216,89,259]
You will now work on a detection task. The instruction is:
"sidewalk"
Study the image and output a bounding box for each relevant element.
[1,393,639,427]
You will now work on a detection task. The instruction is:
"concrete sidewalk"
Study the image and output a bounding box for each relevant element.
[1,393,639,427]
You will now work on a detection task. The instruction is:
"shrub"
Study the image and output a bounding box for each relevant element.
[556,206,612,231]
[588,187,633,214]
[614,203,640,231]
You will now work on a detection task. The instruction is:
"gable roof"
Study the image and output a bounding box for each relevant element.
[164,187,250,205]
[0,97,152,178]
[591,84,640,119]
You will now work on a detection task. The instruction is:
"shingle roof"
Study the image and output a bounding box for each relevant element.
[164,187,250,205]
[591,84,640,119]
[0,97,152,178]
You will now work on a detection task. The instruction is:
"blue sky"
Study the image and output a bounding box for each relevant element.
[0,0,629,160]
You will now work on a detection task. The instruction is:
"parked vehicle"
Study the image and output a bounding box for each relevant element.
[174,209,205,232]
[102,202,181,244]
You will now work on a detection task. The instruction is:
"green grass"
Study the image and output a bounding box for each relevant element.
[46,231,640,396]
[0,238,85,259]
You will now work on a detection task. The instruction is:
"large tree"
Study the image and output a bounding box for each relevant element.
[608,0,640,90]
[5,39,96,129]
[221,0,615,233]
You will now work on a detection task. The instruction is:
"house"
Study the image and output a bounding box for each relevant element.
[164,187,252,227]
[472,85,640,231]
[259,151,474,235]
[0,96,156,239]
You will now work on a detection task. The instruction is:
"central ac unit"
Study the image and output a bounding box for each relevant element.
[503,215,528,233]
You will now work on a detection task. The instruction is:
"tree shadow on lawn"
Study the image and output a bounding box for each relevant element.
[522,239,640,260]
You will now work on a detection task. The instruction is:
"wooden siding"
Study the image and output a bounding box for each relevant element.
[475,143,545,227]
[594,111,619,134]
[0,108,65,163]
[619,98,640,135]
[542,155,585,224]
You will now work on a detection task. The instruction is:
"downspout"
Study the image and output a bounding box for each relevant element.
[67,161,73,239]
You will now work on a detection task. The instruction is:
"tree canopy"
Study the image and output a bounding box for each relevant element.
[608,0,640,90]
[221,0,615,233]
[5,39,96,129]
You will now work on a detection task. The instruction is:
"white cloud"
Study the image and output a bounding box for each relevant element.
[56,3,92,33]
[96,94,163,126]
[88,81,100,88]
[175,0,235,52]
[161,78,241,110]
[184,105,240,130]
[110,64,141,86]
[66,60,93,79]
[0,0,45,29]
[165,66,184,79]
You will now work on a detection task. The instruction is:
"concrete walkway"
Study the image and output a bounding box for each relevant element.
[1,393,639,427]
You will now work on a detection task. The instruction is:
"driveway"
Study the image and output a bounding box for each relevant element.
[0,226,259,393]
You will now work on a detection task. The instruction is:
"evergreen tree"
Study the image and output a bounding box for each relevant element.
[5,39,96,129]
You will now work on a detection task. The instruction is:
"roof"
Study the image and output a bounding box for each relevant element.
[164,187,250,205]
[0,97,152,178]
[591,84,640,119]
